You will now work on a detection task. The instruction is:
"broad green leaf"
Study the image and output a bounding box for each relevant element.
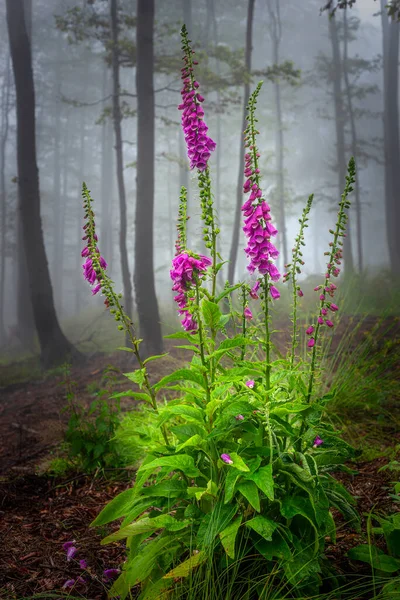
[121,534,181,588]
[247,464,274,500]
[154,368,206,391]
[164,331,200,341]
[347,544,400,573]
[101,514,183,544]
[219,515,243,559]
[326,510,336,543]
[280,496,319,554]
[163,551,207,579]
[197,503,237,549]
[109,390,153,404]
[255,531,292,560]
[176,434,204,452]
[143,353,169,364]
[238,480,260,512]
[202,299,221,330]
[158,404,205,425]
[121,498,163,528]
[216,283,242,303]
[141,480,187,498]
[124,369,146,389]
[224,469,241,503]
[91,487,136,527]
[138,455,200,478]
[117,346,135,353]
[226,453,250,472]
[246,515,278,541]
[171,423,206,441]
[270,402,310,416]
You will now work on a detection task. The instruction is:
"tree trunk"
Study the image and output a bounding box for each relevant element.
[342,8,363,272]
[328,14,354,275]
[134,0,163,354]
[100,63,113,267]
[228,0,255,283]
[52,45,63,312]
[381,0,400,275]
[0,56,11,344]
[110,0,133,325]
[6,0,80,368]
[266,0,288,270]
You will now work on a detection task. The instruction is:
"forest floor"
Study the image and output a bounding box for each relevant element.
[0,315,399,599]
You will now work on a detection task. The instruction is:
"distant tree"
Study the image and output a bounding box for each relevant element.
[322,0,400,20]
[134,0,163,354]
[6,0,80,367]
[228,0,255,284]
[110,0,133,325]
[0,57,11,344]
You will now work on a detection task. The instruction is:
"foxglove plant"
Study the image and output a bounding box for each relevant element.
[84,27,360,600]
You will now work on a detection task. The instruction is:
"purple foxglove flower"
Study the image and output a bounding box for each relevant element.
[79,559,88,569]
[103,568,120,581]
[306,326,314,336]
[91,283,102,295]
[221,453,233,465]
[235,414,245,421]
[244,307,253,320]
[63,579,75,589]
[319,294,325,301]
[313,435,324,448]
[249,281,260,299]
[329,303,339,312]
[246,380,255,388]
[170,252,211,331]
[308,337,315,348]
[318,316,324,325]
[66,546,77,561]
[270,285,280,299]
[297,289,304,297]
[62,541,75,551]
[325,319,334,327]
[321,308,328,316]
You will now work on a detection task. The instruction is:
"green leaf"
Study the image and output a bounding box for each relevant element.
[175,434,204,452]
[158,404,205,426]
[141,480,187,498]
[347,544,400,573]
[270,402,310,416]
[171,424,206,442]
[163,551,207,579]
[247,464,274,500]
[226,453,250,472]
[91,487,136,527]
[224,469,241,503]
[109,390,153,404]
[219,515,243,559]
[138,455,200,478]
[197,503,237,549]
[246,515,278,541]
[124,369,146,389]
[164,331,200,341]
[201,299,222,330]
[117,346,135,353]
[238,480,260,512]
[216,283,242,303]
[154,368,206,391]
[120,534,181,588]
[101,514,183,544]
[143,353,169,364]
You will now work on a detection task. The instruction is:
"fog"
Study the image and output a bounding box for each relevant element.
[0,0,398,362]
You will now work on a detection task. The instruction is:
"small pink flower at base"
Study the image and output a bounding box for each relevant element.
[249,281,260,299]
[313,435,324,448]
[79,559,88,569]
[306,326,314,336]
[104,568,120,581]
[297,289,304,297]
[270,285,280,299]
[329,303,339,312]
[66,546,77,561]
[245,380,255,388]
[244,307,253,320]
[325,319,334,328]
[221,453,233,465]
[235,414,245,421]
[62,541,75,551]
[308,337,315,348]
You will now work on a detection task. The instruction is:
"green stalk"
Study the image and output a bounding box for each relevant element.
[262,276,271,393]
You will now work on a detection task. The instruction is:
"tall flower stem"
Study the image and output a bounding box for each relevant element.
[306,158,355,404]
[241,285,247,361]
[195,278,211,405]
[263,276,271,393]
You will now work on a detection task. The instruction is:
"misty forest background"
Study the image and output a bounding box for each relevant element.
[0,0,399,369]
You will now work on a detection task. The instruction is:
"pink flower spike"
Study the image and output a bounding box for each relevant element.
[244,307,253,320]
[306,326,314,336]
[246,380,255,389]
[221,453,233,465]
[313,435,324,448]
[308,337,315,348]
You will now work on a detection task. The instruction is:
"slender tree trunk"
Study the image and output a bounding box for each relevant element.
[16,0,35,347]
[52,46,62,311]
[342,8,363,272]
[6,0,80,368]
[100,63,113,267]
[328,14,354,275]
[110,0,133,325]
[228,0,255,283]
[134,0,163,354]
[0,56,11,344]
[58,108,70,317]
[381,0,400,275]
[266,0,288,269]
